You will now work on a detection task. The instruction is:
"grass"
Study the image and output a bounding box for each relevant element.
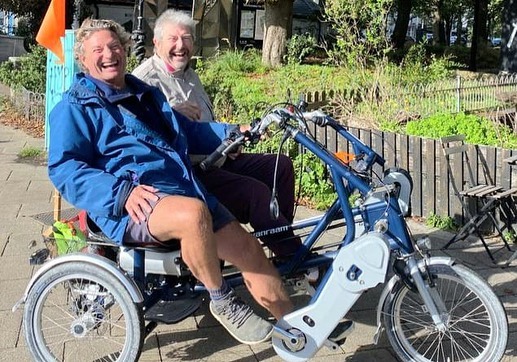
[18,146,44,158]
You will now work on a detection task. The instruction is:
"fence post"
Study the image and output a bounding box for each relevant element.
[456,75,462,113]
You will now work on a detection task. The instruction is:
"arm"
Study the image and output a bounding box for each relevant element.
[47,101,134,218]
[171,108,238,155]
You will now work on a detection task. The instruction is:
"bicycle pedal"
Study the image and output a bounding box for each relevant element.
[144,294,202,324]
[328,320,355,345]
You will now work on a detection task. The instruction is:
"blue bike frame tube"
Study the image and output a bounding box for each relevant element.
[359,199,415,254]
[282,200,343,274]
[325,118,386,168]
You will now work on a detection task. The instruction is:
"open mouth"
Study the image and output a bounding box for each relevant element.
[102,60,119,69]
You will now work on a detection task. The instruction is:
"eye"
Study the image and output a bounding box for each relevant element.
[182,35,193,42]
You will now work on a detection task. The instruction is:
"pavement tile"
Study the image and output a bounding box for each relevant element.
[1,233,43,257]
[0,278,30,312]
[0,203,21,220]
[156,325,254,361]
[139,333,163,361]
[0,310,23,350]
[0,347,32,362]
[0,255,33,281]
[502,331,517,361]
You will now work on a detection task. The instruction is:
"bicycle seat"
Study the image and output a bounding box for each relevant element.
[85,214,180,252]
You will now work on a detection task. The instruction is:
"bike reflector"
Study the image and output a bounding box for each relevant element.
[335,151,355,164]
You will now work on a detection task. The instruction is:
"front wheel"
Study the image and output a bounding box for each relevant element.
[23,261,144,362]
[382,263,508,362]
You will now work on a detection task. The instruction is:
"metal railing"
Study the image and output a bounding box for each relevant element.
[8,86,45,122]
[304,73,517,119]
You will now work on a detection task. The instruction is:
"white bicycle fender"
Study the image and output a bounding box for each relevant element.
[13,253,143,312]
[373,256,456,344]
[273,232,390,362]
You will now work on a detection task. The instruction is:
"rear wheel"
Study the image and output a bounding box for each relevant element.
[23,261,143,362]
[383,263,508,362]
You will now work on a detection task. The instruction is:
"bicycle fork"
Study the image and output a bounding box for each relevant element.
[406,256,448,331]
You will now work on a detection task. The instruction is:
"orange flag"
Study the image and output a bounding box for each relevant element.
[36,0,66,63]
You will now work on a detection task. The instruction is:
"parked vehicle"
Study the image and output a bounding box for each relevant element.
[491,37,502,47]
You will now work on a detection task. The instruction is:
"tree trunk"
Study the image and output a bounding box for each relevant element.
[478,0,489,48]
[431,8,441,45]
[470,0,490,70]
[500,0,517,73]
[262,0,293,67]
[470,0,479,70]
[455,15,463,45]
[391,0,412,50]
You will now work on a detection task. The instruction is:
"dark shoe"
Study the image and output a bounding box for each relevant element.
[210,290,273,345]
[329,320,355,345]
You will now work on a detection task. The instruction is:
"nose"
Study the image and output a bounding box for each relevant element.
[175,37,185,48]
[102,45,114,57]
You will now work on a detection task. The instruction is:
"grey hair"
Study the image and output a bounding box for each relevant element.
[74,18,133,71]
[153,9,196,41]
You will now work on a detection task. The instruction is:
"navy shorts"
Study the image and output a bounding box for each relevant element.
[124,192,235,246]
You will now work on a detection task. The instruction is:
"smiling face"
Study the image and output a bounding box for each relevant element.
[80,29,127,89]
[154,22,194,71]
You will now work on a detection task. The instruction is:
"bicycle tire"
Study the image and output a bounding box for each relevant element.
[382,263,508,362]
[23,261,144,362]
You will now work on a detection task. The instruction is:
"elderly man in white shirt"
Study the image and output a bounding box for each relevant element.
[132,9,301,257]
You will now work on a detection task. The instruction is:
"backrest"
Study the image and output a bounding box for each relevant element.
[440,135,475,196]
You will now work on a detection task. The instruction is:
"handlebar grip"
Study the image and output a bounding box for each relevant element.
[199,141,229,171]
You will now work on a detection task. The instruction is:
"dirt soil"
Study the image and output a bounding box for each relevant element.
[0,101,45,139]
[1,99,46,166]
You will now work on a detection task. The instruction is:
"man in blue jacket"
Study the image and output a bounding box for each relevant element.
[47,18,292,345]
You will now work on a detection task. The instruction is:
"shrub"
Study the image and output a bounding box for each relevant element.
[0,45,47,93]
[426,212,457,230]
[285,33,318,64]
[405,113,517,148]
[293,152,335,209]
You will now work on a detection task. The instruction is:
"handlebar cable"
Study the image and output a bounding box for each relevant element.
[269,130,291,220]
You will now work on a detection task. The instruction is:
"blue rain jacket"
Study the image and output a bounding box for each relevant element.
[48,73,235,244]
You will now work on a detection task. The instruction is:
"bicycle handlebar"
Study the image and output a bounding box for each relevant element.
[200,104,384,173]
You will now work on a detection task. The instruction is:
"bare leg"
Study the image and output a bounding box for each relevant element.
[147,195,222,290]
[214,221,293,320]
[147,195,292,320]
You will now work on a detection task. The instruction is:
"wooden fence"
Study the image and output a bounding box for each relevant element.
[307,123,517,225]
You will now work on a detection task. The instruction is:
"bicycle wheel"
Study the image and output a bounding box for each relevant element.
[383,263,508,362]
[23,261,144,362]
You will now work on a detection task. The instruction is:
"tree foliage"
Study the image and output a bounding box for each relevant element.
[0,0,52,39]
[323,0,394,66]
[0,0,45,16]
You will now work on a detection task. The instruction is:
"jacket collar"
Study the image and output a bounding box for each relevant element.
[68,73,157,103]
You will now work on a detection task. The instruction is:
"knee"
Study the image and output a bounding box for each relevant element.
[180,198,211,224]
[161,197,211,228]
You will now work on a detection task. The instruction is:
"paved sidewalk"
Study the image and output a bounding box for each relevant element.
[0,122,516,361]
